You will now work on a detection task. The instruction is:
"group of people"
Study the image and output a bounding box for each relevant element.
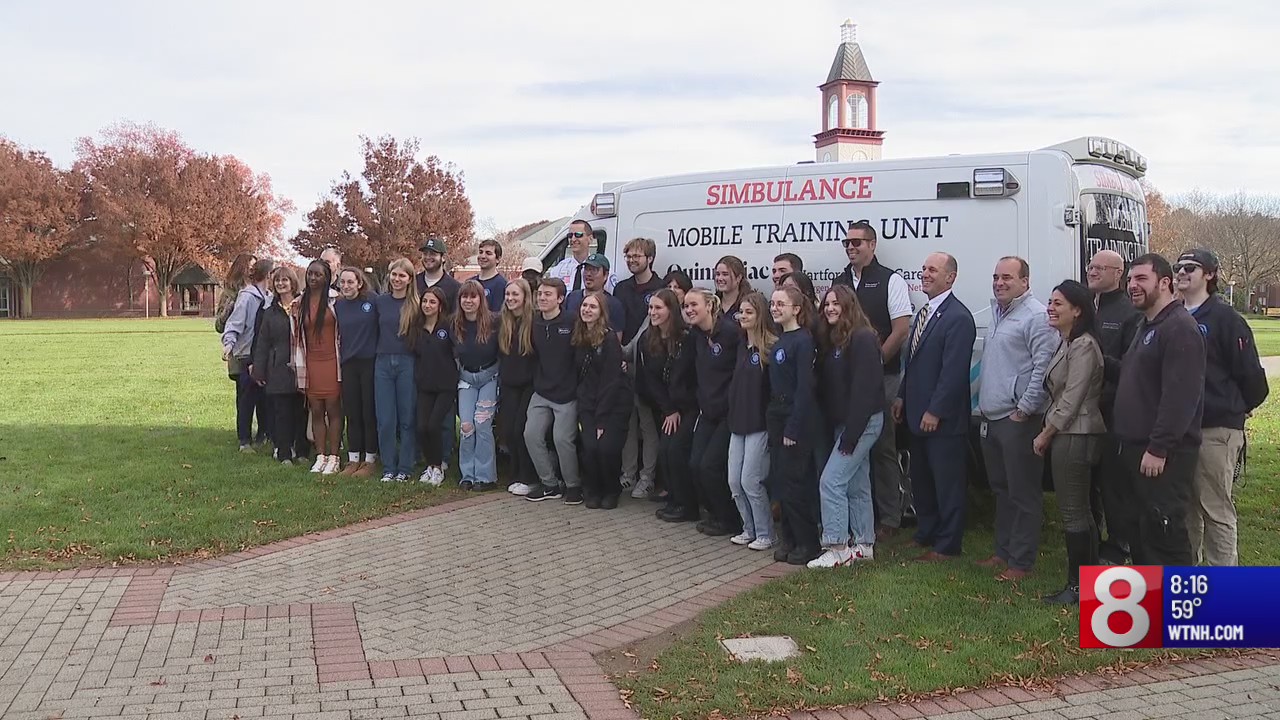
[215,218,1268,603]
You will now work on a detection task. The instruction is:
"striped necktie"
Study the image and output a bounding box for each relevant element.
[908,303,931,357]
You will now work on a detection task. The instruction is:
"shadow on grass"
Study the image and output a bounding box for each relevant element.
[0,424,464,570]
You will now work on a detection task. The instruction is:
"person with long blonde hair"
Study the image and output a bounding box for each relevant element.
[453,280,500,491]
[499,279,539,495]
[373,257,420,482]
[573,292,632,509]
[726,292,778,550]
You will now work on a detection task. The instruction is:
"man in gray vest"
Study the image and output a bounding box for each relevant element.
[833,221,914,539]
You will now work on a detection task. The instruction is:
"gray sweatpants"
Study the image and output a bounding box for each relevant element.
[524,393,580,488]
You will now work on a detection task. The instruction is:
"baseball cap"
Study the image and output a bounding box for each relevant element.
[419,237,448,254]
[584,253,610,271]
[1176,248,1219,272]
[520,257,542,273]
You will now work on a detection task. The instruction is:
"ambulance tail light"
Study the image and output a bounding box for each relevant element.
[591,192,617,218]
[973,168,1017,197]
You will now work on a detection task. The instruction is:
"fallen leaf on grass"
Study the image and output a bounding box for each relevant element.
[623,651,636,658]
[203,654,215,663]
[181,464,192,469]
[149,678,166,686]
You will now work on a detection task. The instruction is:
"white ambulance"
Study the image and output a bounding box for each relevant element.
[538,136,1149,413]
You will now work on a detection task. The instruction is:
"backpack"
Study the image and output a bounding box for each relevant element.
[214,288,236,333]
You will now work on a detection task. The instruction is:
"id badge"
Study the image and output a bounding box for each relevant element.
[979,421,988,439]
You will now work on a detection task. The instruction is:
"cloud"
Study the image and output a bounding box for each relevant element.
[2,0,1277,240]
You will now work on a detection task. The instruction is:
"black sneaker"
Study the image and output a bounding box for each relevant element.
[525,484,564,502]
[563,487,584,505]
[584,494,602,509]
[600,494,619,510]
[459,480,474,491]
[472,482,496,492]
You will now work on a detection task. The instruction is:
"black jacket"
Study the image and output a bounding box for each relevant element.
[692,317,741,421]
[576,332,633,423]
[532,311,577,403]
[638,331,696,416]
[411,322,459,393]
[1095,287,1142,419]
[819,326,886,453]
[250,299,297,395]
[499,319,536,388]
[727,342,770,435]
[1113,301,1206,456]
[1189,295,1270,429]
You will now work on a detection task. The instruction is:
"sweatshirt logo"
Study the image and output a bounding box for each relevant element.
[361,302,372,312]
[833,348,842,359]
[1143,329,1156,345]
[558,326,572,335]
[711,342,723,356]
[750,351,760,365]
[775,347,787,364]
[436,329,448,339]
[1198,323,1209,337]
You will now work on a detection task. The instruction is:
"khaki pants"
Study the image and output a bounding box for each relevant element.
[1187,426,1245,566]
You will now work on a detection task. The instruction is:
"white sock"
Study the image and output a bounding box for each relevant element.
[364,453,377,463]
[349,452,360,462]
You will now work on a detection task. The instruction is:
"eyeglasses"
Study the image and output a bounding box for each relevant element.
[1174,263,1203,274]
[1086,264,1122,273]
[568,231,586,239]
[624,253,647,260]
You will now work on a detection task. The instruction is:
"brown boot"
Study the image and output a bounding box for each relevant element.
[352,462,375,478]
[340,461,362,476]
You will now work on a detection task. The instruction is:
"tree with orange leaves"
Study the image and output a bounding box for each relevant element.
[0,138,84,317]
[291,135,474,284]
[75,122,290,316]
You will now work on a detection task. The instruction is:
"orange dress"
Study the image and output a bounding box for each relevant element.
[304,296,340,400]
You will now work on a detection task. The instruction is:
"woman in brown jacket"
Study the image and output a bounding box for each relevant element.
[1033,280,1106,605]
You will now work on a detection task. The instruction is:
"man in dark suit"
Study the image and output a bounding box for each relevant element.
[892,252,978,562]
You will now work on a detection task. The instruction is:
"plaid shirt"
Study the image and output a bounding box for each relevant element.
[289,296,342,391]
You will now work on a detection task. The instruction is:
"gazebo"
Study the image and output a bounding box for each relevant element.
[170,264,218,316]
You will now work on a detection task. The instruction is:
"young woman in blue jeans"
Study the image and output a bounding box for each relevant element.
[809,285,886,568]
[373,258,420,482]
[726,292,777,550]
[453,280,500,491]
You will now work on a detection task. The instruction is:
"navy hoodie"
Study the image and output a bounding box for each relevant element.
[692,316,741,421]
[532,311,576,403]
[819,326,886,453]
[767,327,817,439]
[727,342,770,435]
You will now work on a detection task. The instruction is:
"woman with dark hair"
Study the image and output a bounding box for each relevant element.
[779,272,819,311]
[453,280,500,491]
[335,266,379,477]
[296,260,343,475]
[640,288,696,507]
[252,266,309,465]
[573,292,633,509]
[410,286,457,486]
[499,279,539,495]
[766,286,820,564]
[1033,279,1106,605]
[663,269,693,305]
[810,285,885,567]
[714,256,753,323]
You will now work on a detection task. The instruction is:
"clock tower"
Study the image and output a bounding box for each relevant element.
[814,20,884,163]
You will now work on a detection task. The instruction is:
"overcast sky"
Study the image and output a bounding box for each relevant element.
[2,1,1276,237]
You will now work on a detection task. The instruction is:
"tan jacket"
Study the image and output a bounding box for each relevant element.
[1043,333,1106,435]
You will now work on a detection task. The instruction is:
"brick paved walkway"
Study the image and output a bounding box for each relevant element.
[2,492,1278,720]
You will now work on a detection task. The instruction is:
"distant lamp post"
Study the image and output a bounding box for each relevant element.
[143,269,153,318]
[1228,281,1236,307]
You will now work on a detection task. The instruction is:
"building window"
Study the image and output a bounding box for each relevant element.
[0,279,9,318]
[822,152,833,163]
[827,95,838,131]
[847,93,868,129]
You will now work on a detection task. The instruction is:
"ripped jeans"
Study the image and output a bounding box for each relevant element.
[458,365,499,485]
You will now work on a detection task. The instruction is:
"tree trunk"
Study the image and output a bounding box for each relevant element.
[158,282,170,317]
[20,283,33,318]
[12,260,43,318]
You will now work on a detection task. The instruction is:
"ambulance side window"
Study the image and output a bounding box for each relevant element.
[593,229,608,256]
[543,237,568,268]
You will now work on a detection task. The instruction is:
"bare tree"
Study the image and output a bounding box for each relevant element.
[1169,191,1280,307]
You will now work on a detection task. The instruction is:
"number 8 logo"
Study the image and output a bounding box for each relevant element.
[1091,566,1151,648]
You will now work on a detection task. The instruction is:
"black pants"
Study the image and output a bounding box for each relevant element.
[1118,443,1198,566]
[236,362,269,445]
[270,392,310,461]
[1094,433,1133,555]
[660,409,698,507]
[499,383,536,485]
[580,411,628,500]
[341,358,377,457]
[690,414,738,528]
[767,399,819,553]
[416,390,453,467]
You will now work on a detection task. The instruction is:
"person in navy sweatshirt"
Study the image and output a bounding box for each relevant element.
[373,258,420,483]
[573,292,633,509]
[767,286,821,565]
[809,285,886,568]
[334,267,380,476]
[640,289,697,511]
[499,279,539,496]
[523,277,583,505]
[726,292,777,550]
[683,288,743,535]
[409,286,458,486]
[453,280,501,492]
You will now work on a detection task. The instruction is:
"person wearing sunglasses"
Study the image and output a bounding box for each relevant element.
[832,220,914,541]
[1174,248,1269,566]
[1085,249,1142,566]
[547,220,617,294]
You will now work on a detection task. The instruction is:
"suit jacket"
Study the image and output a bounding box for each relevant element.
[899,294,977,437]
[1043,333,1107,435]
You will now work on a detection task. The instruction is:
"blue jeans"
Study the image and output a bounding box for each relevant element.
[728,432,772,541]
[458,365,499,484]
[819,413,883,547]
[374,354,417,476]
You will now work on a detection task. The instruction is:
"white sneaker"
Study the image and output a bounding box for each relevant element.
[428,467,445,486]
[619,475,635,490]
[310,455,326,473]
[380,473,396,483]
[807,547,855,569]
[419,468,434,484]
[508,482,533,496]
[747,537,775,551]
[630,477,654,499]
[321,456,339,475]
[851,543,874,561]
[729,533,755,546]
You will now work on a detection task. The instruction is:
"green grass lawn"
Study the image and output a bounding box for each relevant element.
[616,384,1280,720]
[0,318,463,570]
[1247,317,1280,357]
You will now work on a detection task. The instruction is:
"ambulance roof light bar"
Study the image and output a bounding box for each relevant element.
[1046,137,1147,177]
